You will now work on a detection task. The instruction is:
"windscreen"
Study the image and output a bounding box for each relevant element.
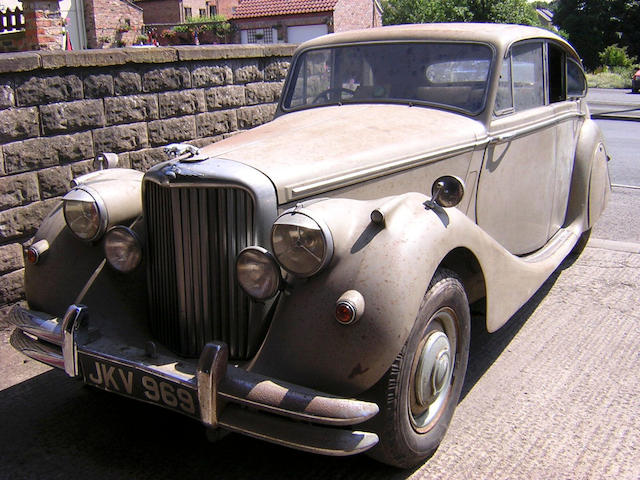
[282,42,493,114]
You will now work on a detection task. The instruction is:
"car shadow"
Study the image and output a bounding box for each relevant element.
[0,253,582,479]
[460,252,579,400]
[0,366,408,479]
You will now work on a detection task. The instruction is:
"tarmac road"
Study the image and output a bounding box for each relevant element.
[1,119,639,479]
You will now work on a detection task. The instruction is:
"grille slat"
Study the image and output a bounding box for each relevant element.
[145,182,255,359]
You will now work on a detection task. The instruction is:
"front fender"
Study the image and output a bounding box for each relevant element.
[251,190,580,396]
[250,194,472,396]
[25,169,146,318]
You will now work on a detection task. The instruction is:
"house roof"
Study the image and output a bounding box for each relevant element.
[232,0,338,19]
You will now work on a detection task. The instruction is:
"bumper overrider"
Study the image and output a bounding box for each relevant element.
[8,304,380,456]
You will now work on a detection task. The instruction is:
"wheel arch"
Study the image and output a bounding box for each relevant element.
[565,118,611,232]
[439,247,486,307]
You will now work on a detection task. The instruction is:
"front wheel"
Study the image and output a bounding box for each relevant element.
[367,269,470,468]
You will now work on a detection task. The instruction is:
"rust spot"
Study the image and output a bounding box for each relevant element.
[348,363,370,379]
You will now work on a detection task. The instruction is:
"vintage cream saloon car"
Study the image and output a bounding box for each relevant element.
[8,24,609,467]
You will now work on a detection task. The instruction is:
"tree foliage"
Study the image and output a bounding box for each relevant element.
[599,45,637,68]
[381,0,541,27]
[552,0,640,70]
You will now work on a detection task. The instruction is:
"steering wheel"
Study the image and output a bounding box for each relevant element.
[313,87,356,104]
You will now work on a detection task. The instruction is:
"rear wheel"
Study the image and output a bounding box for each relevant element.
[367,269,471,468]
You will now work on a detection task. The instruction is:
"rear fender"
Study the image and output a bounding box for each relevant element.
[565,119,611,230]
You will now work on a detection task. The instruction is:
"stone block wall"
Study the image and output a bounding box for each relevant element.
[0,44,295,315]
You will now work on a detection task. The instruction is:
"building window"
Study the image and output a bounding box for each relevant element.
[246,28,273,43]
[184,7,192,19]
[199,8,206,16]
[209,5,217,16]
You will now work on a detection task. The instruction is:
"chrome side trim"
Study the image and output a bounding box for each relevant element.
[62,305,87,378]
[489,110,585,145]
[286,139,485,201]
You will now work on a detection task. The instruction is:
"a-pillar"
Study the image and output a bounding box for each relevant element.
[21,0,64,51]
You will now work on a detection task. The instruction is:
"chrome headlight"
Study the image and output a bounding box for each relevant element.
[63,186,108,241]
[236,247,281,300]
[104,226,142,273]
[271,209,333,278]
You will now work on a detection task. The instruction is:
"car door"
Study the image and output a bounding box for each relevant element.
[476,40,581,255]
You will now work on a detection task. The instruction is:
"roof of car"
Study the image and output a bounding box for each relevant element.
[298,23,579,59]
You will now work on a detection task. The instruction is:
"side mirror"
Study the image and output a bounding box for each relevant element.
[430,176,465,208]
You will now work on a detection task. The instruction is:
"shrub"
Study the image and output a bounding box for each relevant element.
[598,45,637,69]
[587,72,632,89]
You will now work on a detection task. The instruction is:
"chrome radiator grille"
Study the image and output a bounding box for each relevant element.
[144,181,256,359]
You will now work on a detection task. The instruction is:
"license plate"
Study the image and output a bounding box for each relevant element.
[78,352,200,419]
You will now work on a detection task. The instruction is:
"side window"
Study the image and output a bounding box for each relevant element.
[288,50,332,107]
[495,54,513,112]
[512,42,544,111]
[548,44,566,103]
[567,59,587,98]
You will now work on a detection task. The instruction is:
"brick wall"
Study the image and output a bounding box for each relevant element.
[84,0,144,48]
[0,44,295,316]
[334,0,382,31]
[137,0,181,25]
[215,0,240,18]
[0,31,27,53]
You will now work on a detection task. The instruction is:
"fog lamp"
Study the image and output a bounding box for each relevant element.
[63,187,108,241]
[271,209,333,278]
[236,247,281,300]
[104,226,142,273]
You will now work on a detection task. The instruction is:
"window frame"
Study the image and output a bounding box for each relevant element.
[494,39,586,117]
[280,40,495,116]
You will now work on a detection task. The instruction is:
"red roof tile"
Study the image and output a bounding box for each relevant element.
[233,0,338,19]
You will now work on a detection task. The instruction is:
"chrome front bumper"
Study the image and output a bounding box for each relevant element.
[8,304,379,456]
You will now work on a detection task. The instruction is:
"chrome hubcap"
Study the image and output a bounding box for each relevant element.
[415,331,452,406]
[410,308,456,430]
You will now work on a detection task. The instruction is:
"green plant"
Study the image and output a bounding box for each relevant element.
[117,18,132,33]
[599,44,637,68]
[586,71,632,89]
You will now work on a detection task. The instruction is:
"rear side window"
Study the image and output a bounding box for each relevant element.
[567,59,587,98]
[495,55,513,112]
[512,42,544,111]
